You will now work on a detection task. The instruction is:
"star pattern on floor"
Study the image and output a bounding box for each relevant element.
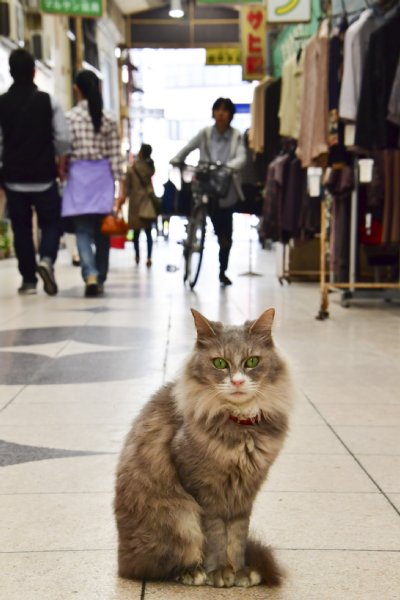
[0,326,159,385]
[0,326,151,348]
[0,439,109,467]
[66,306,115,313]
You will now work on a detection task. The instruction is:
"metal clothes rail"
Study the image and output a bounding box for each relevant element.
[316,161,400,320]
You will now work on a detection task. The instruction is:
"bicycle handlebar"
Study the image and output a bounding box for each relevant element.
[170,161,235,174]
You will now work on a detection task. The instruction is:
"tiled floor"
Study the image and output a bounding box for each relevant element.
[1,215,399,600]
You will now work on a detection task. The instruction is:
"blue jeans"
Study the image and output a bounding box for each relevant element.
[73,215,110,283]
[5,183,61,283]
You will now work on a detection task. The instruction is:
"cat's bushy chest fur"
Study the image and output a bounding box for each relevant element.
[171,408,279,517]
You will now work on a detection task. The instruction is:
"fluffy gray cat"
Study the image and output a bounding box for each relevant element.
[114,308,293,588]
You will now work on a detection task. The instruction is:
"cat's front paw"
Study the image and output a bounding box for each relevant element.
[206,567,235,588]
[176,567,208,586]
[234,566,262,587]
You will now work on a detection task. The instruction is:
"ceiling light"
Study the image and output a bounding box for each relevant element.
[169,0,184,18]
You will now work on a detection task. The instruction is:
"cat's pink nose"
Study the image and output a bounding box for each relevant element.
[232,379,245,387]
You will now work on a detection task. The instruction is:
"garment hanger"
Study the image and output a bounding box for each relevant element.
[294,33,310,61]
[372,0,400,14]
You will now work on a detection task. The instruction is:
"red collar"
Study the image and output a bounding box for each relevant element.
[229,414,260,426]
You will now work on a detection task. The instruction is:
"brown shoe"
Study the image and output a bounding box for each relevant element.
[146,258,152,267]
[85,275,99,297]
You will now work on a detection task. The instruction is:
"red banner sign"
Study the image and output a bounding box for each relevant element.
[241,5,266,81]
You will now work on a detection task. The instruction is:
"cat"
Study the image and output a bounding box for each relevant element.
[114,307,294,588]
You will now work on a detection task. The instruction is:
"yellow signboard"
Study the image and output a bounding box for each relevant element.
[241,5,266,81]
[206,48,241,66]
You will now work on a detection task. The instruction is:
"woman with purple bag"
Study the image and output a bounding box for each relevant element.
[62,70,124,297]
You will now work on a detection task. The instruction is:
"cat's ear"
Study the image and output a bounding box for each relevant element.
[191,308,216,339]
[249,308,275,339]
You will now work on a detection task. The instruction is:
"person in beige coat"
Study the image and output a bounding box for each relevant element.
[125,144,155,267]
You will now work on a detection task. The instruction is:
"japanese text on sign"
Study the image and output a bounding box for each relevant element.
[40,0,103,17]
[206,48,241,66]
[240,5,266,81]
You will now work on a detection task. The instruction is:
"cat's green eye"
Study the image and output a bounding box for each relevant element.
[213,357,228,369]
[245,356,259,369]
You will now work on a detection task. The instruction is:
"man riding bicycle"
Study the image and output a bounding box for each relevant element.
[170,97,246,286]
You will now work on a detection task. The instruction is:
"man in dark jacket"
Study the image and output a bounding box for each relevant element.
[0,48,70,295]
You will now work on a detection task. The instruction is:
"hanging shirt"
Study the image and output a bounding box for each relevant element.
[355,9,400,149]
[388,57,400,127]
[388,57,400,141]
[278,52,304,141]
[297,19,330,168]
[339,9,375,122]
[249,76,272,154]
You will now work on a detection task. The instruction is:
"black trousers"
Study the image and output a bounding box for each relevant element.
[5,183,61,283]
[133,227,153,259]
[210,206,233,274]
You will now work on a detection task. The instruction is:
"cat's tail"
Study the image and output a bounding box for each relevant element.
[245,539,283,587]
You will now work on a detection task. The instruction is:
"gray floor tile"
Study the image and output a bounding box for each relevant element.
[144,550,400,600]
[0,551,141,600]
[0,220,399,599]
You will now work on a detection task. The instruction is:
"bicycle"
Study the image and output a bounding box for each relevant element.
[176,162,233,289]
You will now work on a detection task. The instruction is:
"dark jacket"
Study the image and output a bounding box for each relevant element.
[355,11,400,150]
[0,82,58,183]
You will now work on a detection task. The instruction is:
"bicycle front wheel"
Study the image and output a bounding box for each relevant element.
[183,206,207,289]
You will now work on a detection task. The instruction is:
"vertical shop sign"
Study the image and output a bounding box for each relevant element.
[241,5,266,81]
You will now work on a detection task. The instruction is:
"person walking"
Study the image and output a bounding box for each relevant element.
[125,143,156,267]
[0,48,70,295]
[62,69,124,297]
[170,97,246,286]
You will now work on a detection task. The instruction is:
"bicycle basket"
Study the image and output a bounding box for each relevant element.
[208,167,232,198]
[193,164,232,199]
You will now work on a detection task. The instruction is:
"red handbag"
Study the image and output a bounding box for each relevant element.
[101,211,129,237]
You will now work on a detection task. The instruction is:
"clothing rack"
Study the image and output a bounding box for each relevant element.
[278,241,320,285]
[316,161,400,320]
[269,0,400,317]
